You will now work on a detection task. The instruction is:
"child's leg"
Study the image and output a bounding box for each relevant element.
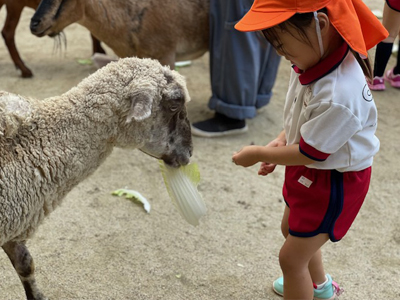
[281,206,327,285]
[279,233,329,300]
[382,2,400,44]
[373,3,400,77]
[280,205,290,238]
[308,249,326,285]
[395,34,400,74]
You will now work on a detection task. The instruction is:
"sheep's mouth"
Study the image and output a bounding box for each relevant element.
[161,157,182,169]
[161,153,190,168]
[138,149,188,168]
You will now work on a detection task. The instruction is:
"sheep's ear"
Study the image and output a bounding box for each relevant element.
[126,92,153,123]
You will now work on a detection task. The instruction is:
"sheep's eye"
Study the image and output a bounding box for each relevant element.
[170,105,180,112]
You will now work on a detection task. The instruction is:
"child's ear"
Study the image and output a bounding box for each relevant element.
[317,12,330,35]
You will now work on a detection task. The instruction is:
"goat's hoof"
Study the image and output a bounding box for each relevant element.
[16,66,33,78]
[21,71,33,78]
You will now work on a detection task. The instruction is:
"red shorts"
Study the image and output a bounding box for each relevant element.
[282,166,371,242]
[387,0,400,12]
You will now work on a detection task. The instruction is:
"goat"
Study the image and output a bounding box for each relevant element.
[0,57,193,299]
[30,0,210,68]
[0,0,105,78]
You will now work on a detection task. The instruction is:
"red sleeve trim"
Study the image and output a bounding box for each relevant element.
[299,137,330,162]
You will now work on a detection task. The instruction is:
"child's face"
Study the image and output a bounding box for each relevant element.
[272,25,321,71]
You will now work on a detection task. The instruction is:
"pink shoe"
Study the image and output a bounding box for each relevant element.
[367,76,385,91]
[384,68,400,88]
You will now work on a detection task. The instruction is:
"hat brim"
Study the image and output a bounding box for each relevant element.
[235,0,388,56]
[235,10,296,32]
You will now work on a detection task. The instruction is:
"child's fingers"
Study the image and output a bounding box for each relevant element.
[232,152,240,165]
[258,170,268,176]
[258,165,267,176]
[264,164,276,173]
[258,163,276,175]
[232,151,254,167]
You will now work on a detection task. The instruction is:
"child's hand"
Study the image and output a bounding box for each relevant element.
[256,138,285,176]
[266,138,286,148]
[232,145,261,167]
[258,162,276,176]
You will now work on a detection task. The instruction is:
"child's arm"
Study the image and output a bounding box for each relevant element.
[270,130,287,146]
[232,143,315,168]
[257,130,287,176]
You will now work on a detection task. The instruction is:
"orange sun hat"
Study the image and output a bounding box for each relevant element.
[235,0,388,57]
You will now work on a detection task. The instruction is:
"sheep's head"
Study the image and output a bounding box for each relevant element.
[118,58,193,168]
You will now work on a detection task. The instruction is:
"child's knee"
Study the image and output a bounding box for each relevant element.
[279,245,302,273]
[279,239,315,274]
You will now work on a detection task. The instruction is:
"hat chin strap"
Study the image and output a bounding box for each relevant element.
[313,11,325,58]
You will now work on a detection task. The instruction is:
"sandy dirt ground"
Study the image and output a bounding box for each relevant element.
[0,2,399,299]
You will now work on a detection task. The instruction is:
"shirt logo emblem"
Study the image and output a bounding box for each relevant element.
[362,84,373,102]
[298,176,313,188]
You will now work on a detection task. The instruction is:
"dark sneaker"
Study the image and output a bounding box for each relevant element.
[191,113,248,137]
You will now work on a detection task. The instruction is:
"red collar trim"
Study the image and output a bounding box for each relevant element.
[292,43,349,85]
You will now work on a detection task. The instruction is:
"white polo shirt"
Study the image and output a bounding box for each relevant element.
[284,43,379,172]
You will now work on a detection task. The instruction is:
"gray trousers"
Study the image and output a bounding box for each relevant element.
[208,0,281,120]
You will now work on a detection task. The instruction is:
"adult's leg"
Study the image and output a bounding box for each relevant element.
[256,41,281,109]
[193,0,280,137]
[191,0,253,137]
[208,0,276,120]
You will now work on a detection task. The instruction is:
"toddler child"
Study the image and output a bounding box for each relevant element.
[232,0,388,299]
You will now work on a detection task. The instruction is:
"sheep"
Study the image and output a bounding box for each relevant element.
[0,0,105,78]
[29,0,210,68]
[0,56,193,300]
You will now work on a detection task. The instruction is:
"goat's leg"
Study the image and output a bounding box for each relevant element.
[90,33,106,54]
[1,3,33,78]
[2,241,47,300]
[154,51,176,70]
